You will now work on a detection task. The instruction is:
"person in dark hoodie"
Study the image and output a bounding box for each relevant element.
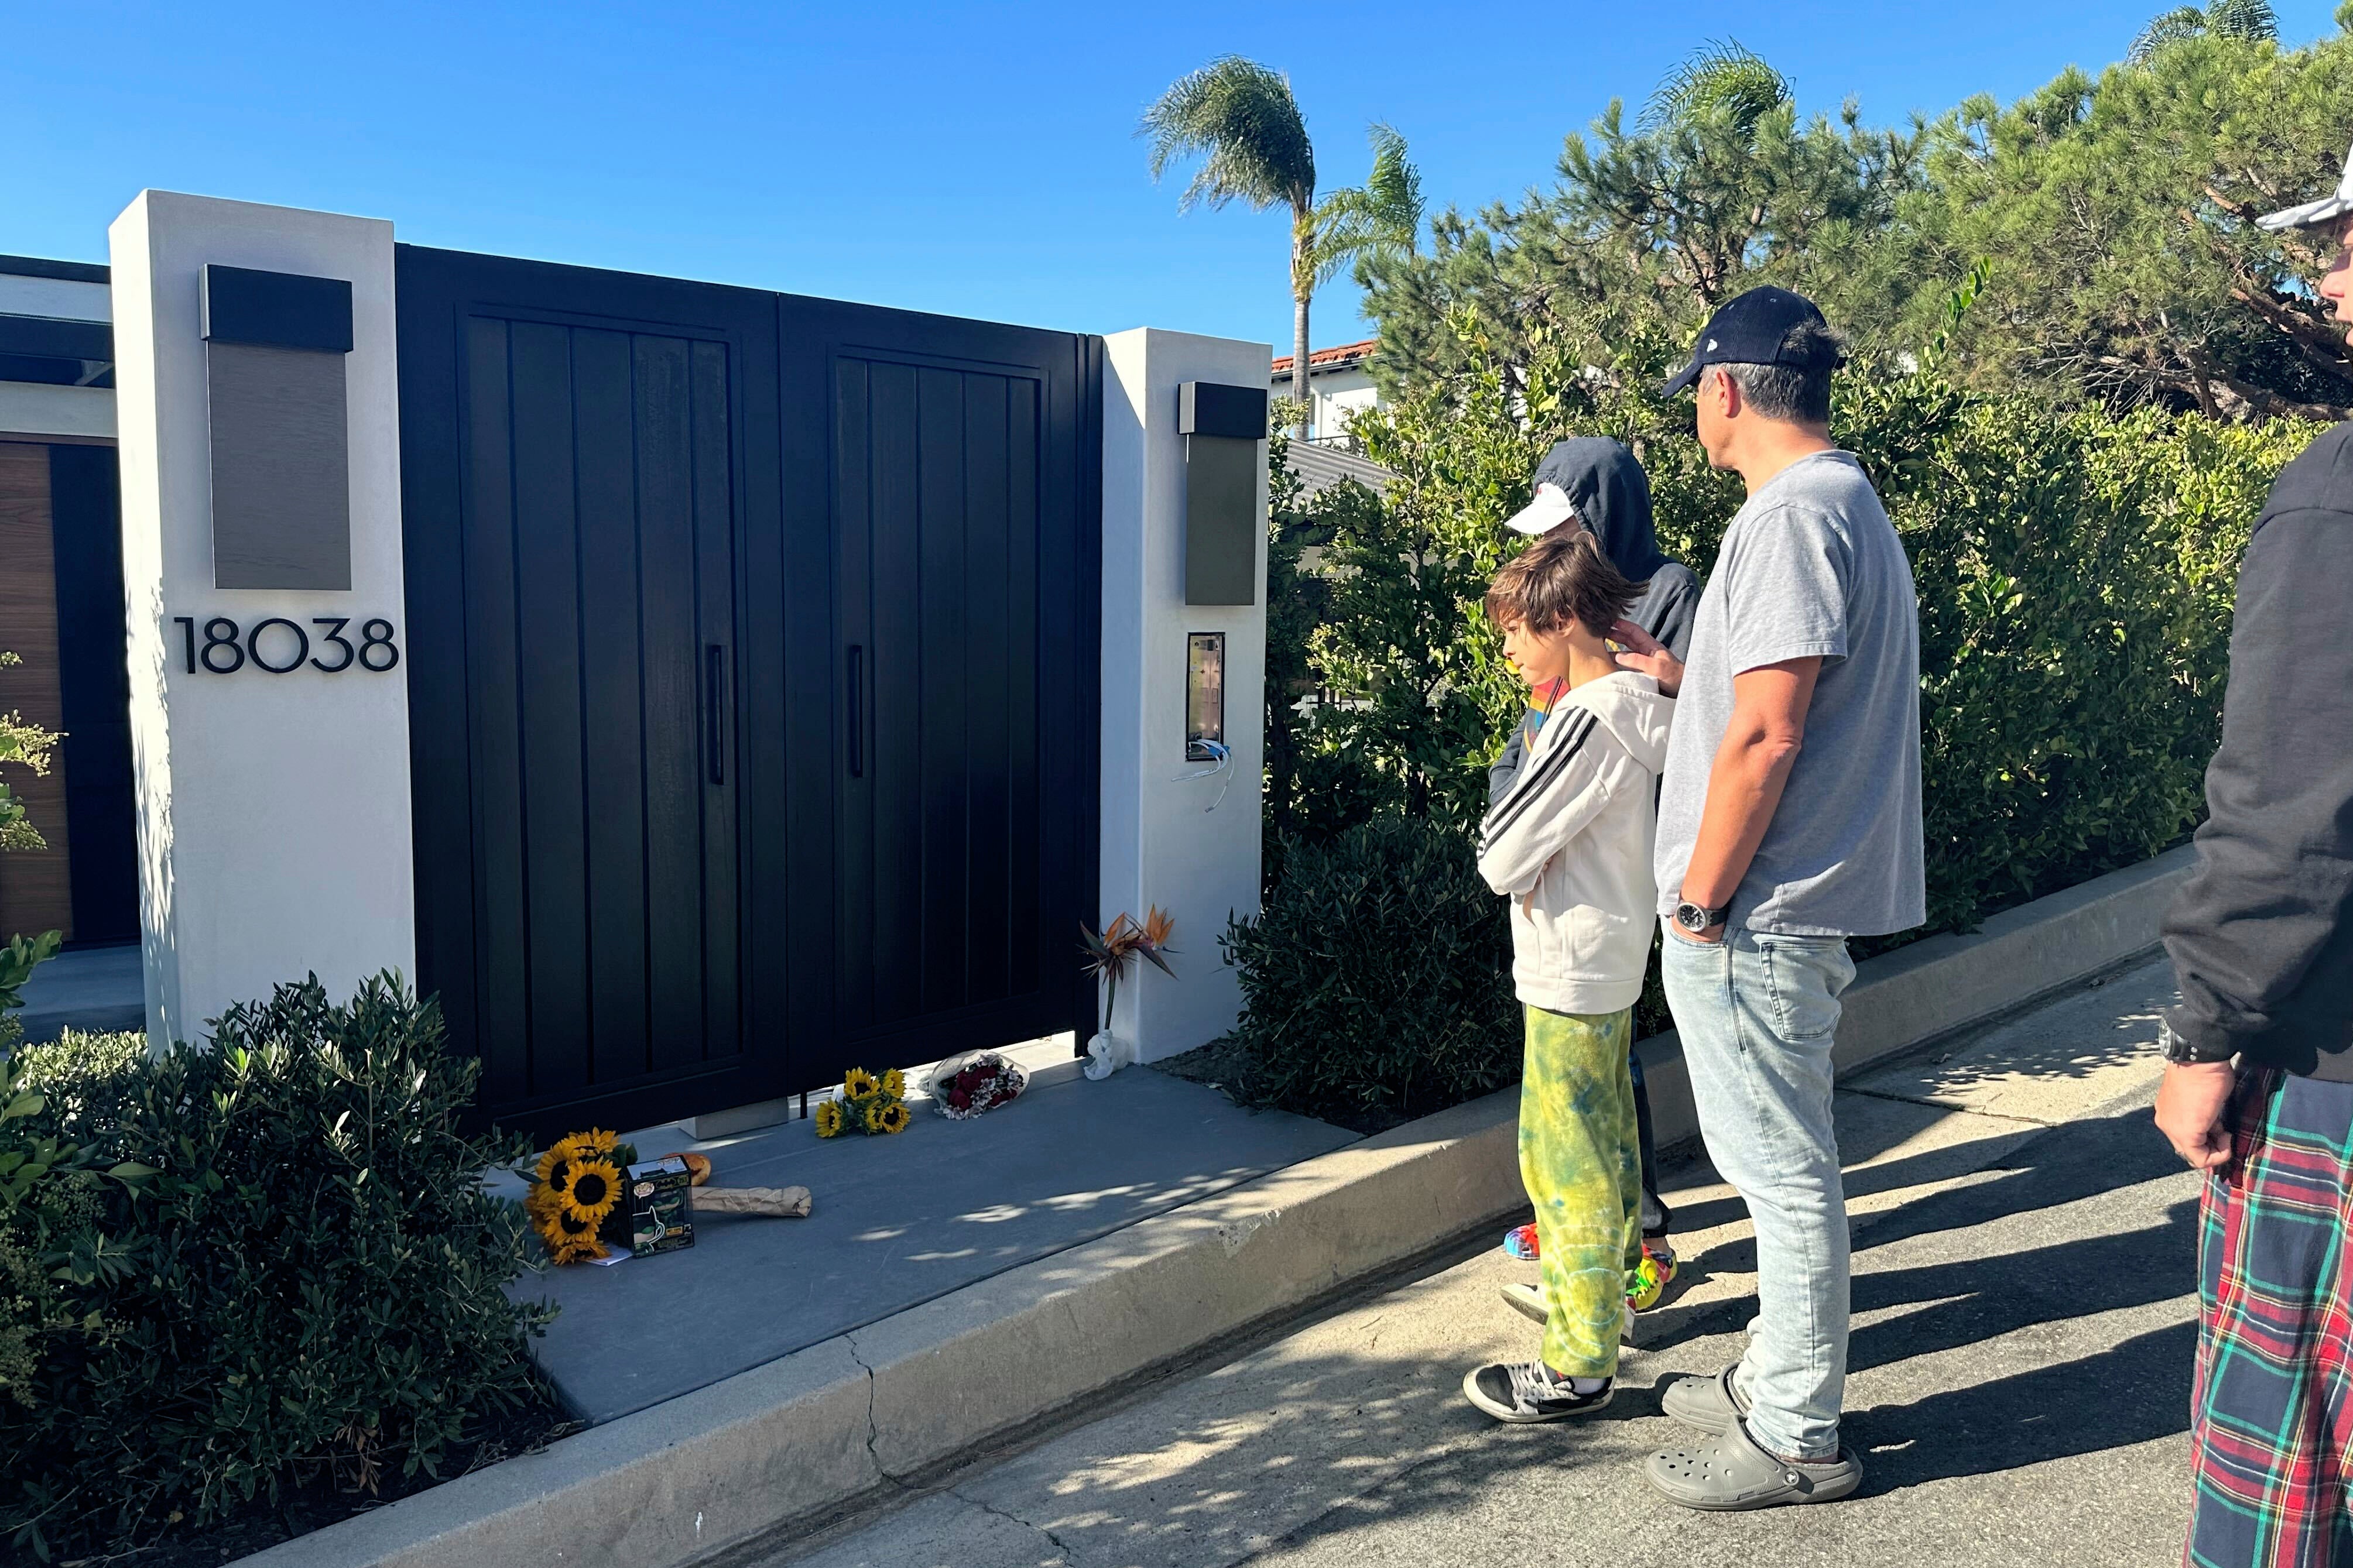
[1488,438,1696,1322]
[2155,143,2353,1567]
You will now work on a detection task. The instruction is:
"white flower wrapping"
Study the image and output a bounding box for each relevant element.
[923,1051,1029,1120]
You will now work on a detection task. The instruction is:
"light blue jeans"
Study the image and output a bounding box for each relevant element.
[1660,924,1857,1462]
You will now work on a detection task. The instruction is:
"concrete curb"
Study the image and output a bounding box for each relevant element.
[237,848,2192,1568]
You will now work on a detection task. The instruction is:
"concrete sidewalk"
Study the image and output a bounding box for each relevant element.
[771,956,2194,1568]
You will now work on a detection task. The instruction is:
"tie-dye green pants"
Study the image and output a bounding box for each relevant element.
[1519,1003,1643,1378]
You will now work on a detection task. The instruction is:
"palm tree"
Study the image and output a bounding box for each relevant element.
[2130,0,2277,61]
[1141,60,1422,435]
[1639,39,1792,138]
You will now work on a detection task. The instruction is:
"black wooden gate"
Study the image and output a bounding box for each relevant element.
[397,248,1100,1139]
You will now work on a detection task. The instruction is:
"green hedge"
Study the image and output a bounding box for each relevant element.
[1229,340,2315,1120]
[0,976,552,1562]
[1220,816,1519,1123]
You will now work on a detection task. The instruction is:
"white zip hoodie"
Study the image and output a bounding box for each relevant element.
[1477,671,1675,1015]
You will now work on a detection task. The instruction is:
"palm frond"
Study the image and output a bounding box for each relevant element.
[2130,5,2211,61]
[2204,0,2278,40]
[1306,123,1426,288]
[1138,55,1316,214]
[1638,39,1791,138]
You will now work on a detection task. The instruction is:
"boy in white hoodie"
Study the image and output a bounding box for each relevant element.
[1462,528,1676,1423]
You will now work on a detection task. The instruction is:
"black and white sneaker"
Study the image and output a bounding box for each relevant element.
[1461,1361,1614,1423]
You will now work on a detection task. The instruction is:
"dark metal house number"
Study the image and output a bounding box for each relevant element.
[172,616,400,675]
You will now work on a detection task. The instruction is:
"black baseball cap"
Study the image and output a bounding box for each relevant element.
[1660,286,1837,396]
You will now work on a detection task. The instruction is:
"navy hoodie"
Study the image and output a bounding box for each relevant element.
[1489,439,1697,805]
[2162,421,2353,1079]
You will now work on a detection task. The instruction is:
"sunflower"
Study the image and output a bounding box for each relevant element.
[875,1100,911,1135]
[881,1068,906,1099]
[536,1142,577,1195]
[813,1100,845,1138]
[561,1158,622,1226]
[861,1097,893,1134]
[842,1067,879,1100]
[573,1127,619,1157]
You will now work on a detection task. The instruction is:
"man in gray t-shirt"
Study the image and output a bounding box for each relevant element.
[1616,287,1924,1514]
[1652,450,1924,935]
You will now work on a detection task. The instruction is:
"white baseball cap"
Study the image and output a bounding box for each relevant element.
[2259,138,2353,232]
[1502,482,1578,536]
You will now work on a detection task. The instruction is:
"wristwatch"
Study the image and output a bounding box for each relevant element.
[1673,899,1731,935]
[2160,1017,2234,1066]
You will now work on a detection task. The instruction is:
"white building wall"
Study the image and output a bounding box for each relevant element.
[1101,328,1269,1063]
[109,191,415,1048]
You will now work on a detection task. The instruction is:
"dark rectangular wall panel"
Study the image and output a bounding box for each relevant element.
[201,265,354,353]
[1184,434,1258,606]
[1177,380,1267,440]
[207,341,351,589]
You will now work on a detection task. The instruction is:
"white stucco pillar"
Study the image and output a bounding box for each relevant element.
[109,192,414,1048]
[1099,328,1269,1063]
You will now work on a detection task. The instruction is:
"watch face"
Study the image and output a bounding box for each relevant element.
[1676,904,1708,932]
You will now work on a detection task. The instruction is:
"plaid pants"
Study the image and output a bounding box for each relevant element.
[2188,1069,2353,1567]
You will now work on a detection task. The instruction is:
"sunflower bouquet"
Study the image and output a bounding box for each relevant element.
[525,1128,638,1264]
[813,1066,912,1139]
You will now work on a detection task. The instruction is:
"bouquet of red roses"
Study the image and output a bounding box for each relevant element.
[929,1051,1027,1120]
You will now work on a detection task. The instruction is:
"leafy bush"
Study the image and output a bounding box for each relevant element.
[1296,327,2313,932]
[1220,816,1518,1123]
[0,974,553,1561]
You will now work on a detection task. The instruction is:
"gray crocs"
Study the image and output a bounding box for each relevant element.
[1660,1363,1750,1435]
[1643,1417,1862,1511]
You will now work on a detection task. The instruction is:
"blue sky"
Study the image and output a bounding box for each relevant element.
[5,2,2340,353]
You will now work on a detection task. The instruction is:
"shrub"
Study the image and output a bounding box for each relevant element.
[0,974,553,1561]
[1221,817,1519,1123]
[1300,328,2314,934]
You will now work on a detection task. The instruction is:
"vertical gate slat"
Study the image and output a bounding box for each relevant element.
[1005,380,1043,999]
[833,358,875,1034]
[571,327,651,1085]
[916,367,970,1013]
[690,339,741,1060]
[636,335,703,1072]
[961,373,1013,1005]
[462,315,530,1108]
[867,362,923,1028]
[508,321,592,1097]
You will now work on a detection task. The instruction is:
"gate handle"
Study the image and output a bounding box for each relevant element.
[848,645,865,778]
[705,644,727,786]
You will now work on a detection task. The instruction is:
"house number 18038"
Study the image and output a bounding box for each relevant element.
[172,616,400,675]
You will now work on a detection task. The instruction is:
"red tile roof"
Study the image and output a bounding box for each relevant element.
[1270,339,1378,378]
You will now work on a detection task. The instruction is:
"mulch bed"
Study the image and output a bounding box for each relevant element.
[28,1382,579,1568]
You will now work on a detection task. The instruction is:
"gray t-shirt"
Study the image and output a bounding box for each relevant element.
[1655,451,1926,937]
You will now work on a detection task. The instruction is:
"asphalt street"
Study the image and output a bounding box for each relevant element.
[768,958,2196,1568]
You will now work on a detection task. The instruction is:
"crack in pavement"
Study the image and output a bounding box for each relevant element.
[953,1487,1082,1565]
[840,1330,890,1480]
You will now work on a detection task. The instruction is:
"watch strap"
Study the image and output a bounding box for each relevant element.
[2162,1018,2235,1065]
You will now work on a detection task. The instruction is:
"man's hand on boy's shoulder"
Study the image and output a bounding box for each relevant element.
[1611,619,1682,696]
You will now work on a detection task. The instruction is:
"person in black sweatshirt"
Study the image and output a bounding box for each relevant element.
[2154,143,2353,1567]
[1489,438,1696,1313]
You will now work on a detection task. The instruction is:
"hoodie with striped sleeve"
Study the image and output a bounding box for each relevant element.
[1478,670,1675,1016]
